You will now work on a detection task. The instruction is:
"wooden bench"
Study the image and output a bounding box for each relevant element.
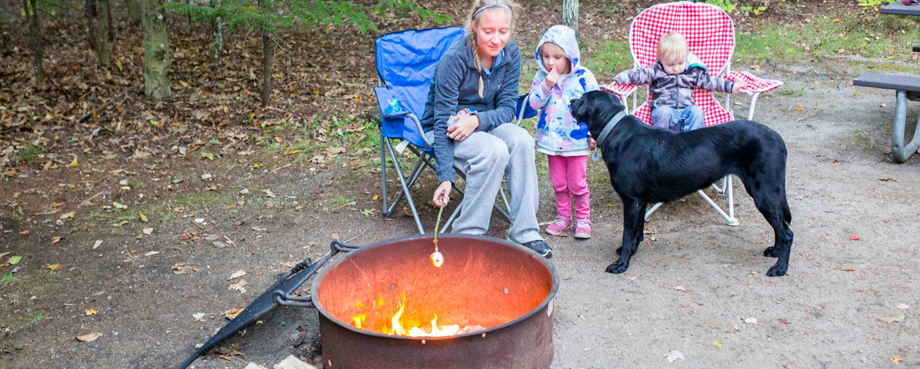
[853,72,920,162]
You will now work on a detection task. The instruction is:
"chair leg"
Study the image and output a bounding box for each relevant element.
[380,135,389,218]
[644,202,663,221]
[727,174,735,222]
[385,138,425,234]
[747,92,762,121]
[697,189,739,226]
[386,151,426,216]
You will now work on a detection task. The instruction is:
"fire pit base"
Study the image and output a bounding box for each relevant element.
[319,305,553,368]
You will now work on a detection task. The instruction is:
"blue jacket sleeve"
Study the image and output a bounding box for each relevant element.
[474,47,521,132]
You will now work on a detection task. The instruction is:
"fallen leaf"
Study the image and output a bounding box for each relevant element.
[878,313,905,323]
[795,106,803,111]
[201,151,215,161]
[778,318,791,324]
[47,264,62,270]
[666,350,684,363]
[274,355,311,369]
[896,303,910,310]
[712,341,722,348]
[744,317,758,324]
[67,157,79,168]
[372,195,381,201]
[143,228,153,235]
[19,230,30,235]
[144,251,160,256]
[8,256,22,265]
[326,146,347,155]
[295,206,305,211]
[139,212,148,223]
[866,334,879,340]
[60,212,74,219]
[674,286,686,292]
[85,308,97,315]
[262,189,276,198]
[201,173,213,180]
[227,270,247,280]
[0,252,8,259]
[192,312,206,321]
[843,268,856,272]
[223,308,245,320]
[850,235,859,241]
[283,150,301,156]
[832,18,842,22]
[891,355,903,363]
[172,263,192,275]
[51,237,63,244]
[878,178,897,182]
[228,279,247,291]
[75,332,103,342]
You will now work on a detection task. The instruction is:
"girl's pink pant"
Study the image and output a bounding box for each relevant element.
[547,155,590,219]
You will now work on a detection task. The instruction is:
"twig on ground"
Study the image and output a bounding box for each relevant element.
[345,227,370,243]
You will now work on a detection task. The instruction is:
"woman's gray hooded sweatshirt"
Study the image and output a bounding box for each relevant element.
[421,39,522,184]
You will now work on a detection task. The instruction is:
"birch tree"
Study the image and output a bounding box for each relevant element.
[142,0,170,99]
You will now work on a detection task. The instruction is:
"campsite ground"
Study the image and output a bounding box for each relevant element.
[1,0,919,367]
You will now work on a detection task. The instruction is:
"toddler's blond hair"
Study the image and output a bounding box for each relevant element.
[657,33,689,62]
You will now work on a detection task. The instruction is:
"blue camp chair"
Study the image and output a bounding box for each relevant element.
[373,27,538,234]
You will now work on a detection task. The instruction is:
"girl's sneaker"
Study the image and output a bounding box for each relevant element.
[545,216,572,236]
[574,218,592,239]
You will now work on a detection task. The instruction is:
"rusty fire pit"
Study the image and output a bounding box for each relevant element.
[312,234,558,369]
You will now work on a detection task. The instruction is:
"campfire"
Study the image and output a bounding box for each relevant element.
[351,293,485,337]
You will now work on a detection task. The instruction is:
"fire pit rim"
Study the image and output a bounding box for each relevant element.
[310,233,559,341]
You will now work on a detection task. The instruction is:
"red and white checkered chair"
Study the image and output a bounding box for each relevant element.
[602,1,783,225]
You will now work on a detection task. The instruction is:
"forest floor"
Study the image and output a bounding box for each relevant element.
[1,0,920,368]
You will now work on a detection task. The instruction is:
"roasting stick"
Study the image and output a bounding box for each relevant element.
[431,205,445,268]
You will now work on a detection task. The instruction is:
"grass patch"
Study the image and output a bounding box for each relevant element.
[173,192,234,207]
[329,196,353,206]
[781,86,805,97]
[14,145,43,167]
[583,40,633,78]
[1,271,17,287]
[24,312,48,326]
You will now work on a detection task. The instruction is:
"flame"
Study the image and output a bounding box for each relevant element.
[351,293,461,337]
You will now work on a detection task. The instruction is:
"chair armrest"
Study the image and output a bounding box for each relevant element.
[600,83,638,97]
[384,110,411,119]
[725,71,783,95]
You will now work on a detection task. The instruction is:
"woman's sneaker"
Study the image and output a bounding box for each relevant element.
[522,240,553,258]
[545,216,572,236]
[574,218,592,239]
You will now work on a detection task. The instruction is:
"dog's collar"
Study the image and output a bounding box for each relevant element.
[595,111,626,147]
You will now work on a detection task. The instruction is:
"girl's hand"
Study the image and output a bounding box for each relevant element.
[432,181,452,207]
[545,68,560,89]
[447,115,479,142]
[731,80,748,93]
[588,137,597,151]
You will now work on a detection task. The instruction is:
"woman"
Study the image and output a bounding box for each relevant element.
[420,0,552,257]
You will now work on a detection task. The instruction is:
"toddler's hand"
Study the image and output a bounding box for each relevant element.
[588,137,597,151]
[545,68,560,89]
[732,80,748,93]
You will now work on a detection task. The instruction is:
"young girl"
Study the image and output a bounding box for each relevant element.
[528,25,599,239]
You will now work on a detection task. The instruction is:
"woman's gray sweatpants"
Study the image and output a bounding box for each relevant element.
[451,123,543,244]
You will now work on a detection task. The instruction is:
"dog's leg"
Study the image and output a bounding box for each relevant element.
[744,175,794,277]
[607,198,645,274]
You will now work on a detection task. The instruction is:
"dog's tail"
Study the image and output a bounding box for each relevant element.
[782,197,792,224]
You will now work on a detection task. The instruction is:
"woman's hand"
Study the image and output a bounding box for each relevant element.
[588,137,597,151]
[447,115,479,142]
[432,181,452,207]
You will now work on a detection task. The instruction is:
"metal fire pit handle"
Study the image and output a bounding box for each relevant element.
[273,240,361,308]
[176,239,362,369]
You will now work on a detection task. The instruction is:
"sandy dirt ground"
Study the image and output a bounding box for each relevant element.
[2,64,919,368]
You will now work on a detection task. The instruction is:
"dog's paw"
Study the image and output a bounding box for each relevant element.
[766,263,787,277]
[605,261,629,274]
[763,246,781,258]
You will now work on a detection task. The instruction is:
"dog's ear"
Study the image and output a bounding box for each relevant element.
[570,97,584,119]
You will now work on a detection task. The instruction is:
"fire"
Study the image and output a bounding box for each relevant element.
[351,293,461,338]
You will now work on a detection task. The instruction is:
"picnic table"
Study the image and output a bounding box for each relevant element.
[852,1,920,162]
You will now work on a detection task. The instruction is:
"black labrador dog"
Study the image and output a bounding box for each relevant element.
[570,91,793,277]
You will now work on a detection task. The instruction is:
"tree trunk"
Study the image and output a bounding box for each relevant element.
[260,0,272,107]
[106,0,114,41]
[142,0,170,99]
[25,0,43,82]
[211,0,224,63]
[186,0,192,31]
[95,0,111,67]
[562,0,579,34]
[85,0,97,50]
